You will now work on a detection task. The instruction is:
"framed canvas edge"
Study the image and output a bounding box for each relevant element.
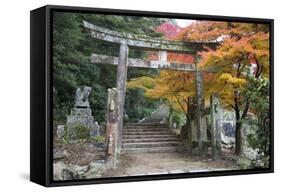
[30,4,274,187]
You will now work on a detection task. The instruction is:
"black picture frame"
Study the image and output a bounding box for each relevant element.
[30,5,274,187]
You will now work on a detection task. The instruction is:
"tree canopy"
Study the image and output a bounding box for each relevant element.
[53,12,166,123]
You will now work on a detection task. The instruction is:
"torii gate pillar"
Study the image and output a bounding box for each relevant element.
[210,94,222,159]
[115,43,129,161]
[194,55,208,156]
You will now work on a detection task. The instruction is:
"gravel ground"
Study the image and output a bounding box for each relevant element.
[102,152,239,177]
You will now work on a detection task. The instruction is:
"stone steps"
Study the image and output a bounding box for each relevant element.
[122,134,178,139]
[124,123,166,127]
[122,131,170,135]
[124,126,167,129]
[122,141,183,148]
[121,123,185,154]
[123,128,168,132]
[122,146,186,154]
[122,137,179,143]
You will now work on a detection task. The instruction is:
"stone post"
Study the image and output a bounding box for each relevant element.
[187,97,193,153]
[210,94,222,159]
[116,43,129,162]
[105,88,118,167]
[66,86,94,143]
[195,55,208,156]
[56,125,65,139]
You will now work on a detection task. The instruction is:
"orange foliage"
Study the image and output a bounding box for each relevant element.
[129,20,270,112]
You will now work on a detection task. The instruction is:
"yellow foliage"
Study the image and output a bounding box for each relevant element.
[218,73,246,86]
[127,76,155,90]
[127,21,270,112]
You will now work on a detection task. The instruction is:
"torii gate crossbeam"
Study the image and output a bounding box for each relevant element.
[83,21,218,53]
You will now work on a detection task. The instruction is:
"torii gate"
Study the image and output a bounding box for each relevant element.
[83,21,222,166]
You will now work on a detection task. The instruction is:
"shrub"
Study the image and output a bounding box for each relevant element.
[74,124,90,140]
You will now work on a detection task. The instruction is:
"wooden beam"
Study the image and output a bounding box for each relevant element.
[91,53,196,71]
[83,21,218,53]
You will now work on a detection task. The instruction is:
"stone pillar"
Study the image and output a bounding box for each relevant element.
[187,97,193,153]
[90,122,100,137]
[105,88,118,167]
[66,86,94,143]
[115,43,129,161]
[210,94,222,159]
[56,125,65,139]
[195,55,208,156]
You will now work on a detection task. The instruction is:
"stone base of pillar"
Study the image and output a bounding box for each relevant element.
[66,108,94,142]
[212,141,222,160]
[191,141,199,155]
[191,141,209,156]
[200,141,209,157]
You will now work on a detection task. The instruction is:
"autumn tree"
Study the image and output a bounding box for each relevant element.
[127,70,196,135]
[128,21,270,156]
[177,21,270,155]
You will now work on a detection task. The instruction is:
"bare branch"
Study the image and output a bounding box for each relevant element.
[174,95,187,114]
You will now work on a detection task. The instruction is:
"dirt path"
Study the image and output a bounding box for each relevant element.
[102,152,239,177]
[141,104,169,123]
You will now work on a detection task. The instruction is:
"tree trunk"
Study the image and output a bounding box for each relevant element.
[179,111,189,139]
[235,120,242,155]
[186,111,192,141]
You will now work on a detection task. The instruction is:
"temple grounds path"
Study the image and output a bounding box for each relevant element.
[102,152,238,177]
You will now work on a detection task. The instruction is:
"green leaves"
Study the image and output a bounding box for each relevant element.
[53,12,165,124]
[243,76,270,166]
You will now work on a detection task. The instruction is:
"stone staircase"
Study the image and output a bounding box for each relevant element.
[121,123,185,154]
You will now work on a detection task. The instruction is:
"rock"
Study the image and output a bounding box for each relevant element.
[96,159,105,163]
[94,142,105,148]
[140,104,169,124]
[53,151,65,160]
[90,122,101,137]
[221,134,235,145]
[83,143,95,148]
[243,147,258,160]
[53,161,91,180]
[56,125,65,139]
[53,161,67,180]
[237,157,253,169]
[61,169,74,180]
[84,162,105,179]
[221,134,235,150]
[72,164,89,175]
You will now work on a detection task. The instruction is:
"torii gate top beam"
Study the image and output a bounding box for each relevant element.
[83,21,218,53]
